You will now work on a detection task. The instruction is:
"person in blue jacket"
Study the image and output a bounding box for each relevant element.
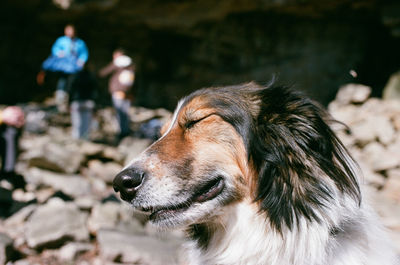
[38,24,89,112]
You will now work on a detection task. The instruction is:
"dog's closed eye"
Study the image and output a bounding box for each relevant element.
[184,115,213,129]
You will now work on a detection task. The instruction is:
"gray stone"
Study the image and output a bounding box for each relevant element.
[25,198,89,249]
[78,141,105,157]
[86,160,122,185]
[87,202,121,235]
[383,169,400,203]
[361,142,400,172]
[88,202,144,235]
[97,229,183,265]
[74,196,97,211]
[383,71,400,101]
[58,242,94,261]
[101,147,125,164]
[334,83,371,105]
[4,204,38,238]
[23,142,85,174]
[27,167,92,199]
[0,232,13,265]
[24,110,49,134]
[371,115,396,145]
[350,120,378,145]
[120,138,153,165]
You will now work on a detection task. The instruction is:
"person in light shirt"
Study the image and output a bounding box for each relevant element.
[99,49,135,141]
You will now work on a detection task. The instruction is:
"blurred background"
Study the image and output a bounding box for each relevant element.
[1,0,400,108]
[0,0,400,264]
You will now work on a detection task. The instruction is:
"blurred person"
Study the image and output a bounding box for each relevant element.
[99,48,135,141]
[69,62,97,140]
[0,106,26,189]
[38,24,89,112]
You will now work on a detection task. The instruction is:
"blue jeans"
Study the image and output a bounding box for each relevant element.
[56,74,73,112]
[0,126,20,173]
[70,100,95,139]
[112,95,131,138]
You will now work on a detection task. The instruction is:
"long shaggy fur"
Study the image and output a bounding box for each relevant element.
[114,82,398,265]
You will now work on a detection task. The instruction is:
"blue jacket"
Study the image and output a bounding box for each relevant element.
[42,36,89,74]
[51,36,89,63]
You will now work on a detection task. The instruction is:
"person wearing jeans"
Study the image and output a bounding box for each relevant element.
[0,106,25,189]
[112,92,131,138]
[38,24,89,113]
[99,48,135,140]
[69,63,97,140]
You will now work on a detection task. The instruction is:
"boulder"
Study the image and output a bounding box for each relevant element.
[87,202,121,235]
[87,202,144,235]
[23,142,85,174]
[334,83,371,105]
[0,232,14,265]
[25,198,89,249]
[4,204,38,238]
[86,160,122,185]
[119,138,153,165]
[383,169,400,203]
[97,228,183,265]
[383,71,400,101]
[361,142,400,172]
[27,168,92,199]
[58,242,94,261]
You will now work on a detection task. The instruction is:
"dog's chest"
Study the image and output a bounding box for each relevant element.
[184,202,275,265]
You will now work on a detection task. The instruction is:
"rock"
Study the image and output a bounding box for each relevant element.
[366,185,400,234]
[383,169,400,203]
[119,138,152,165]
[23,142,85,174]
[383,71,400,101]
[334,83,371,105]
[87,202,121,235]
[27,168,92,199]
[25,198,89,249]
[361,142,400,172]
[24,110,49,134]
[4,204,38,238]
[361,167,386,189]
[0,232,14,265]
[350,119,378,145]
[97,229,183,265]
[78,141,105,157]
[86,160,122,185]
[74,196,97,211]
[372,115,396,145]
[87,202,144,235]
[58,242,94,261]
[101,147,125,164]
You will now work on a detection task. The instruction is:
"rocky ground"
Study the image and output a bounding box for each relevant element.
[1,84,400,264]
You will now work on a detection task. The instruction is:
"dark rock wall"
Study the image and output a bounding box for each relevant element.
[1,0,399,109]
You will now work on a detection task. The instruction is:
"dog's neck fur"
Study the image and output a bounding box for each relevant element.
[185,200,326,265]
[183,199,397,265]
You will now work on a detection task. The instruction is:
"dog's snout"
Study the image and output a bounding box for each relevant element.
[113,168,145,201]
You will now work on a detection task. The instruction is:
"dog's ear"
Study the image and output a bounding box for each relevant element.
[250,86,361,232]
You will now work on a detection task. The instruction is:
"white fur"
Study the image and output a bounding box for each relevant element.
[183,197,398,265]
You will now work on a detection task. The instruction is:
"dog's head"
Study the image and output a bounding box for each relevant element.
[113,82,361,231]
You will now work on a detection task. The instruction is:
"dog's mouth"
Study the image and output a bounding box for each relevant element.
[140,177,225,221]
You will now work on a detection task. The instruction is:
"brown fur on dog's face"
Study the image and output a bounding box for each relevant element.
[124,92,252,227]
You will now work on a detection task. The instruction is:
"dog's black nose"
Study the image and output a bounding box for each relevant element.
[113,168,145,202]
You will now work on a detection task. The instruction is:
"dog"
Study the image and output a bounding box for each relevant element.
[113,82,398,265]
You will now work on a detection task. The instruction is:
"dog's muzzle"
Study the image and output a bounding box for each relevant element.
[113,168,145,202]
